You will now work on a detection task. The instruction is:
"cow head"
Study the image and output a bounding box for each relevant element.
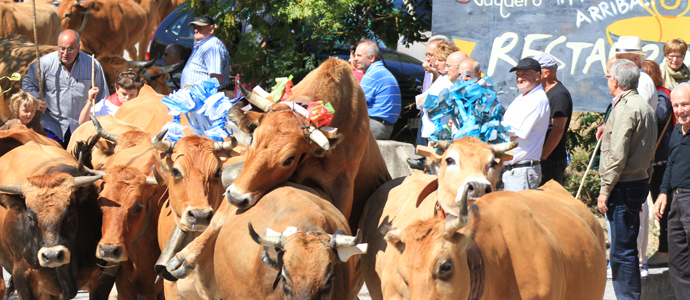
[59,0,95,34]
[94,166,163,262]
[224,86,342,209]
[248,222,365,300]
[0,167,102,269]
[152,133,236,232]
[432,138,515,217]
[384,205,481,300]
[97,56,169,94]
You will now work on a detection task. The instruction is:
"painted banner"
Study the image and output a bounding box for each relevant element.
[432,0,690,112]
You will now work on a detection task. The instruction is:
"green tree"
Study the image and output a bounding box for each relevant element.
[184,0,431,85]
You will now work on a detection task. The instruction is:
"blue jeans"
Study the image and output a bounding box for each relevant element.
[606,179,648,300]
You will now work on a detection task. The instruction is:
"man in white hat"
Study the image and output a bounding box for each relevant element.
[614,36,658,111]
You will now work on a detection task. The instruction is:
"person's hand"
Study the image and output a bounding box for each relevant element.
[38,100,47,112]
[597,194,608,214]
[88,87,99,102]
[422,61,438,75]
[596,124,605,141]
[654,194,668,222]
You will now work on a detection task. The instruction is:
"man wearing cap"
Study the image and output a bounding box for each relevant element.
[500,57,550,191]
[534,53,572,185]
[597,58,656,300]
[181,15,230,89]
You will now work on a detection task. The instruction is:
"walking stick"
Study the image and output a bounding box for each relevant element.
[32,0,43,103]
[91,54,96,116]
[575,138,601,200]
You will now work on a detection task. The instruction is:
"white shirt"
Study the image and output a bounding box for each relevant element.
[502,84,550,164]
[93,99,120,118]
[416,75,453,138]
[638,69,658,112]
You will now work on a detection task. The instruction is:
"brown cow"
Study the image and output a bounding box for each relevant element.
[214,183,365,300]
[58,0,148,59]
[114,84,195,136]
[383,181,607,300]
[0,0,61,45]
[162,57,391,279]
[0,142,114,299]
[0,125,60,157]
[359,138,515,299]
[0,35,175,124]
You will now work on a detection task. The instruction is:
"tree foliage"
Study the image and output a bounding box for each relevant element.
[184,0,431,85]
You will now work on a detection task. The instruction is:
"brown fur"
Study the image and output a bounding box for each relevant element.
[67,115,147,168]
[0,125,60,157]
[0,0,60,46]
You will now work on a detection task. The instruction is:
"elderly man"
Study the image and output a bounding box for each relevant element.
[654,82,690,296]
[453,57,482,82]
[534,53,573,185]
[500,57,550,191]
[22,29,109,148]
[181,15,230,89]
[354,40,401,140]
[615,36,658,110]
[597,58,656,300]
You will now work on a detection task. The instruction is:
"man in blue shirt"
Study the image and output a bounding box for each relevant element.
[354,40,401,140]
[181,15,230,88]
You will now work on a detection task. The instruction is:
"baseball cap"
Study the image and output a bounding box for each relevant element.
[189,15,215,27]
[533,53,558,69]
[509,57,541,73]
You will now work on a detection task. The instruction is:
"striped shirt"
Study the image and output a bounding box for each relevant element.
[22,52,109,140]
[181,35,230,88]
[360,61,401,123]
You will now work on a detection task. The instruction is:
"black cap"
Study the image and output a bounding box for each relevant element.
[189,15,215,27]
[509,57,541,73]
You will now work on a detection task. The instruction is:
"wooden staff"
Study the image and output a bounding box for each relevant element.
[575,138,601,200]
[91,54,95,116]
[32,0,43,103]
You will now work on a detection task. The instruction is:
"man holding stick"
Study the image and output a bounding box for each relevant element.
[22,29,109,148]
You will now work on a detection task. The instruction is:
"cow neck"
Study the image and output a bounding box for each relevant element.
[432,193,484,300]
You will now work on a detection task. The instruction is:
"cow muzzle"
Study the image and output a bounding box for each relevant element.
[461,178,493,201]
[225,184,257,209]
[97,243,127,262]
[179,207,213,231]
[37,246,71,267]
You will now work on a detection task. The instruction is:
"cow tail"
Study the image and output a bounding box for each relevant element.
[6,276,15,299]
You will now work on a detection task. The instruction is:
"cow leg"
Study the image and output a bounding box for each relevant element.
[113,278,138,300]
[126,46,139,62]
[166,200,232,279]
[11,264,34,300]
[87,274,116,300]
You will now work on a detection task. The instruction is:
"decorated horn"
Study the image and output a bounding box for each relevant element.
[239,84,273,112]
[490,142,518,156]
[0,184,23,195]
[74,174,103,188]
[248,221,285,249]
[151,129,174,153]
[213,136,238,152]
[160,61,184,74]
[330,229,361,248]
[308,126,330,151]
[430,140,451,150]
[91,115,118,143]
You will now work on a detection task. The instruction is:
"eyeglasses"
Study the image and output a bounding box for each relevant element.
[666,54,685,61]
[58,47,76,54]
[425,53,434,58]
[605,75,612,80]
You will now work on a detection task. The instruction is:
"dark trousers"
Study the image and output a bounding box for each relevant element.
[650,164,670,253]
[607,179,648,300]
[540,158,568,185]
[668,191,690,296]
[414,116,428,155]
[45,128,71,149]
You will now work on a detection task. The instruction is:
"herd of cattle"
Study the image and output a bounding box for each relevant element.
[0,57,609,299]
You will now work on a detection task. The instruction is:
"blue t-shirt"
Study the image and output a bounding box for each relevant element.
[360,61,401,123]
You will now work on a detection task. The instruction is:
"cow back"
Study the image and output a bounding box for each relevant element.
[115,84,194,136]
[0,125,60,157]
[0,1,60,46]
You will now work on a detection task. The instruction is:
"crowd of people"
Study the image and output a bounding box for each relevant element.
[2,14,690,299]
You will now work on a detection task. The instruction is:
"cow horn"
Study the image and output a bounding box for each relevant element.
[330,229,362,249]
[248,221,285,249]
[490,141,518,156]
[74,174,103,188]
[146,165,165,186]
[447,181,472,235]
[151,129,174,153]
[308,126,331,151]
[0,184,23,195]
[429,140,451,150]
[128,57,157,69]
[77,152,85,174]
[221,161,244,189]
[239,84,274,112]
[86,169,106,177]
[213,136,238,152]
[161,61,184,74]
[91,115,118,143]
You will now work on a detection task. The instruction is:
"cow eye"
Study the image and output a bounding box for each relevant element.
[64,13,72,18]
[133,202,144,214]
[438,260,452,275]
[27,214,35,224]
[489,159,498,169]
[214,167,222,178]
[172,168,183,178]
[282,156,295,166]
[445,157,456,166]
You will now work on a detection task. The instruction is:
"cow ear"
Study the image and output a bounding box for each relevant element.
[227,106,262,134]
[0,194,26,210]
[384,229,405,253]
